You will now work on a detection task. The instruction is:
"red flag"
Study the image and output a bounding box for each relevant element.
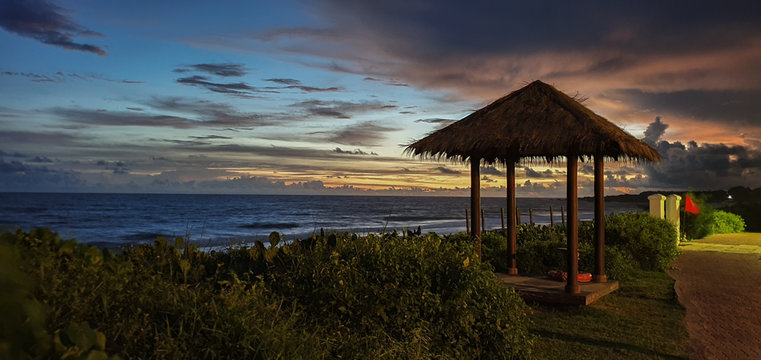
[685,195,700,214]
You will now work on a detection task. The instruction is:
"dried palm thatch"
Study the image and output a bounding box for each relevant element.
[406,80,661,164]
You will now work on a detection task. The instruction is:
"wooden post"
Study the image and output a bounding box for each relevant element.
[471,157,482,259]
[529,208,534,225]
[566,155,580,294]
[594,155,607,283]
[465,210,470,234]
[561,206,565,225]
[516,208,521,225]
[481,208,486,233]
[506,158,518,275]
[550,206,554,226]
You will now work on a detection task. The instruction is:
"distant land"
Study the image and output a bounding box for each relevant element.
[583,186,761,205]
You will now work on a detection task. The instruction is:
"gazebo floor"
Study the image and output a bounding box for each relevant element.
[495,273,619,306]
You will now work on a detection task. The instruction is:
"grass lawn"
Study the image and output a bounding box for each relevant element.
[527,270,688,359]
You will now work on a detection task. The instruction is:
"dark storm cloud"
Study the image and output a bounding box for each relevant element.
[434,166,460,175]
[0,0,106,55]
[643,116,668,146]
[615,89,761,128]
[176,75,269,97]
[174,63,247,77]
[290,100,397,119]
[308,0,761,60]
[323,121,398,146]
[643,140,761,189]
[257,0,761,112]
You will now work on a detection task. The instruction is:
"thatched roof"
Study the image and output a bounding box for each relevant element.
[406,80,661,164]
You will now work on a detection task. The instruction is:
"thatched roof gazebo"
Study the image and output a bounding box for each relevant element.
[406,80,660,294]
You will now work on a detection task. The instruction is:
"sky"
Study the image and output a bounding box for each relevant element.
[1,0,761,197]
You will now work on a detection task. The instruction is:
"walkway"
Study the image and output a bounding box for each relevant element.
[668,233,761,360]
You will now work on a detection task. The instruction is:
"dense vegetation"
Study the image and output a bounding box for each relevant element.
[684,193,746,239]
[1,228,532,360]
[462,212,679,280]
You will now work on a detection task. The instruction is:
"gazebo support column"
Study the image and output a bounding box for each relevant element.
[506,158,518,275]
[471,157,482,259]
[566,155,580,294]
[594,155,607,282]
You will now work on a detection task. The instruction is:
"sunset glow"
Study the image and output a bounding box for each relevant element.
[2,1,761,196]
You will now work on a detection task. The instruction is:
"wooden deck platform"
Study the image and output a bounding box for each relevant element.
[495,273,619,305]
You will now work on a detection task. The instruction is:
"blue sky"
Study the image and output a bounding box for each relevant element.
[2,0,761,196]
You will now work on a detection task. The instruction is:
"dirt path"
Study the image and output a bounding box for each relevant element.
[668,233,761,360]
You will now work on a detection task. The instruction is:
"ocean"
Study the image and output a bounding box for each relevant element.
[0,192,647,248]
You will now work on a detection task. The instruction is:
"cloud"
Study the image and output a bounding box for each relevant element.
[290,100,397,119]
[643,140,761,190]
[251,0,761,125]
[0,159,85,192]
[284,85,342,93]
[434,166,461,175]
[362,76,408,87]
[643,116,668,145]
[333,147,378,156]
[415,118,457,129]
[174,63,247,77]
[29,156,53,163]
[0,150,26,157]
[0,130,85,146]
[323,121,398,146]
[480,166,504,176]
[264,78,302,85]
[189,135,233,140]
[0,0,106,55]
[176,75,269,97]
[1,71,63,82]
[50,108,200,129]
[525,167,555,178]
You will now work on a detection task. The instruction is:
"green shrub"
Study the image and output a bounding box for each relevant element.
[2,228,533,360]
[604,213,678,271]
[708,210,746,234]
[683,193,747,238]
[721,203,760,232]
[269,232,533,359]
[474,213,677,278]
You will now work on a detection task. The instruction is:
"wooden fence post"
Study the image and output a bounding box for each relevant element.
[550,206,554,226]
[529,208,534,225]
[481,208,486,233]
[465,210,470,234]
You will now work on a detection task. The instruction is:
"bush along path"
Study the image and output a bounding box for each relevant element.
[669,233,761,359]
